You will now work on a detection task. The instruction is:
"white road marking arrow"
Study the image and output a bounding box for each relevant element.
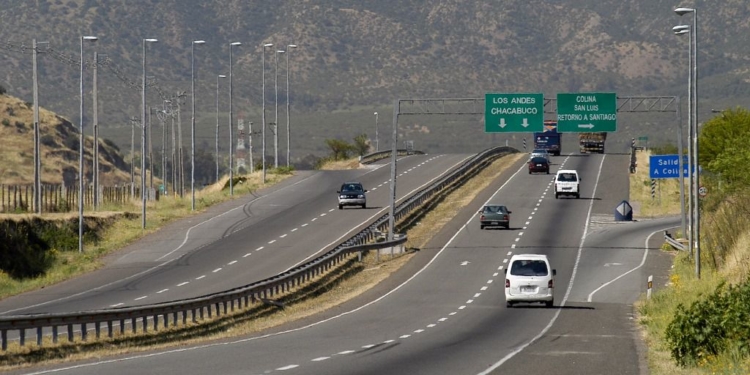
[460,261,470,266]
[499,119,507,128]
[521,118,529,127]
[578,124,595,129]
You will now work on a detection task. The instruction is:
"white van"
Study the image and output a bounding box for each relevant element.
[554,169,581,199]
[504,254,556,308]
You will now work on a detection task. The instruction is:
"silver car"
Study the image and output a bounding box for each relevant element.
[338,182,367,209]
[530,149,551,163]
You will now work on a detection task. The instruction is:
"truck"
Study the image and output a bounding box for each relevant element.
[533,121,561,156]
[578,132,607,153]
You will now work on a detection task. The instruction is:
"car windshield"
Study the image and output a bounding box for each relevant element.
[510,260,549,277]
[532,150,547,154]
[341,184,363,193]
[557,173,578,182]
[483,205,507,214]
[530,157,547,164]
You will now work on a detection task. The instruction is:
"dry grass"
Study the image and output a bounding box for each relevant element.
[0,152,522,370]
[318,158,362,170]
[630,150,685,219]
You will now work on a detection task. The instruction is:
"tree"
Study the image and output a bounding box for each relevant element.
[324,139,354,160]
[699,107,750,191]
[352,134,370,156]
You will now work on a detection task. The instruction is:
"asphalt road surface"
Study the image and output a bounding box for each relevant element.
[0,153,475,315]
[16,152,678,375]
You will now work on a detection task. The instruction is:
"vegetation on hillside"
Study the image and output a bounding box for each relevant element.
[639,108,750,373]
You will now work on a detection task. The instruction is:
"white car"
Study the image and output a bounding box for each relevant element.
[504,254,556,308]
[554,169,581,199]
[530,149,550,163]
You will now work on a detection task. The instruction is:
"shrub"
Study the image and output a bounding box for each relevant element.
[665,280,750,367]
[40,134,57,147]
[1,119,9,127]
[0,84,6,95]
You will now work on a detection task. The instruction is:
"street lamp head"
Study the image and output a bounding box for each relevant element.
[675,7,695,16]
[288,44,298,49]
[219,74,226,78]
[674,30,690,36]
[277,50,285,53]
[264,43,274,47]
[144,38,158,43]
[230,42,242,46]
[374,112,378,115]
[672,25,689,32]
[193,40,206,45]
[83,36,98,41]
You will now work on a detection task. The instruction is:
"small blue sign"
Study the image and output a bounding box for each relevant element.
[649,155,690,179]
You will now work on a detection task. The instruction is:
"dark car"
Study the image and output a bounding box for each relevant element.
[337,182,367,209]
[479,205,511,229]
[528,156,550,174]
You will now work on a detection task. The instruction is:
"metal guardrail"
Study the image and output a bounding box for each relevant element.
[0,145,516,351]
[664,231,686,251]
[359,149,425,165]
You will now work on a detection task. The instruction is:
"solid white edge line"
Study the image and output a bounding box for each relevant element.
[477,153,604,375]
[587,228,667,302]
[0,173,322,316]
[23,155,525,375]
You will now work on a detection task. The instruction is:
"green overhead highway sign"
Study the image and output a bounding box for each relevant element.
[485,93,544,133]
[556,92,617,132]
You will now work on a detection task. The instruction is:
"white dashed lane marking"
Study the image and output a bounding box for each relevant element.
[213,268,222,273]
[110,303,123,307]
[228,261,237,265]
[312,357,329,362]
[177,282,189,287]
[134,296,147,301]
[256,247,264,251]
[276,365,299,371]
[280,234,287,238]
[196,275,205,280]
[338,350,356,355]
[268,240,276,244]
[157,289,168,294]
[400,335,411,339]
[243,253,252,258]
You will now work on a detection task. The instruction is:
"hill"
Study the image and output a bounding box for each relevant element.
[0,0,747,161]
[0,91,131,186]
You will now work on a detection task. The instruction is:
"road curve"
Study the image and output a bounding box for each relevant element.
[0,153,475,315]
[15,153,677,375]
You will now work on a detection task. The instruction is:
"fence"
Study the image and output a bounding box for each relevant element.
[0,185,158,213]
[0,145,516,351]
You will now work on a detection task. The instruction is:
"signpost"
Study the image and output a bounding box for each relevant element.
[485,93,544,133]
[556,92,617,132]
[649,154,691,179]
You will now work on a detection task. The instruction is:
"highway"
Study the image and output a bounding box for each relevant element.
[15,152,678,375]
[0,153,475,315]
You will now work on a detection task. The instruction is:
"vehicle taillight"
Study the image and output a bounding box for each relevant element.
[480,215,485,221]
[505,279,510,288]
[548,279,554,288]
[503,215,508,220]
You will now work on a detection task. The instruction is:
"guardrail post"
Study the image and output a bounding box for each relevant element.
[19,328,25,347]
[81,323,87,341]
[178,311,184,326]
[1,329,6,350]
[164,313,169,329]
[153,315,158,331]
[142,317,148,333]
[120,319,126,335]
[207,305,212,319]
[107,321,113,338]
[131,318,136,333]
[52,326,58,343]
[67,324,74,342]
[37,327,43,346]
[95,322,101,339]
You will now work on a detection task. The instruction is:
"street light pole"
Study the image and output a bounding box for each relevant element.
[274,49,284,169]
[229,42,241,196]
[676,7,700,278]
[285,44,297,167]
[374,112,379,152]
[262,43,273,183]
[191,40,205,211]
[674,25,692,258]
[216,74,226,183]
[142,38,158,229]
[79,35,97,253]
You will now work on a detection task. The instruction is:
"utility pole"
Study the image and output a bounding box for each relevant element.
[92,51,99,210]
[148,106,154,190]
[32,39,41,214]
[130,116,137,197]
[249,121,254,173]
[170,99,176,196]
[177,96,184,198]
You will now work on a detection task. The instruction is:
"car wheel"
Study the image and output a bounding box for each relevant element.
[480,225,484,230]
[545,300,554,308]
[506,301,513,308]
[576,193,580,199]
[555,193,559,199]
[505,223,510,229]
[362,203,366,209]
[528,170,531,174]
[338,204,343,210]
